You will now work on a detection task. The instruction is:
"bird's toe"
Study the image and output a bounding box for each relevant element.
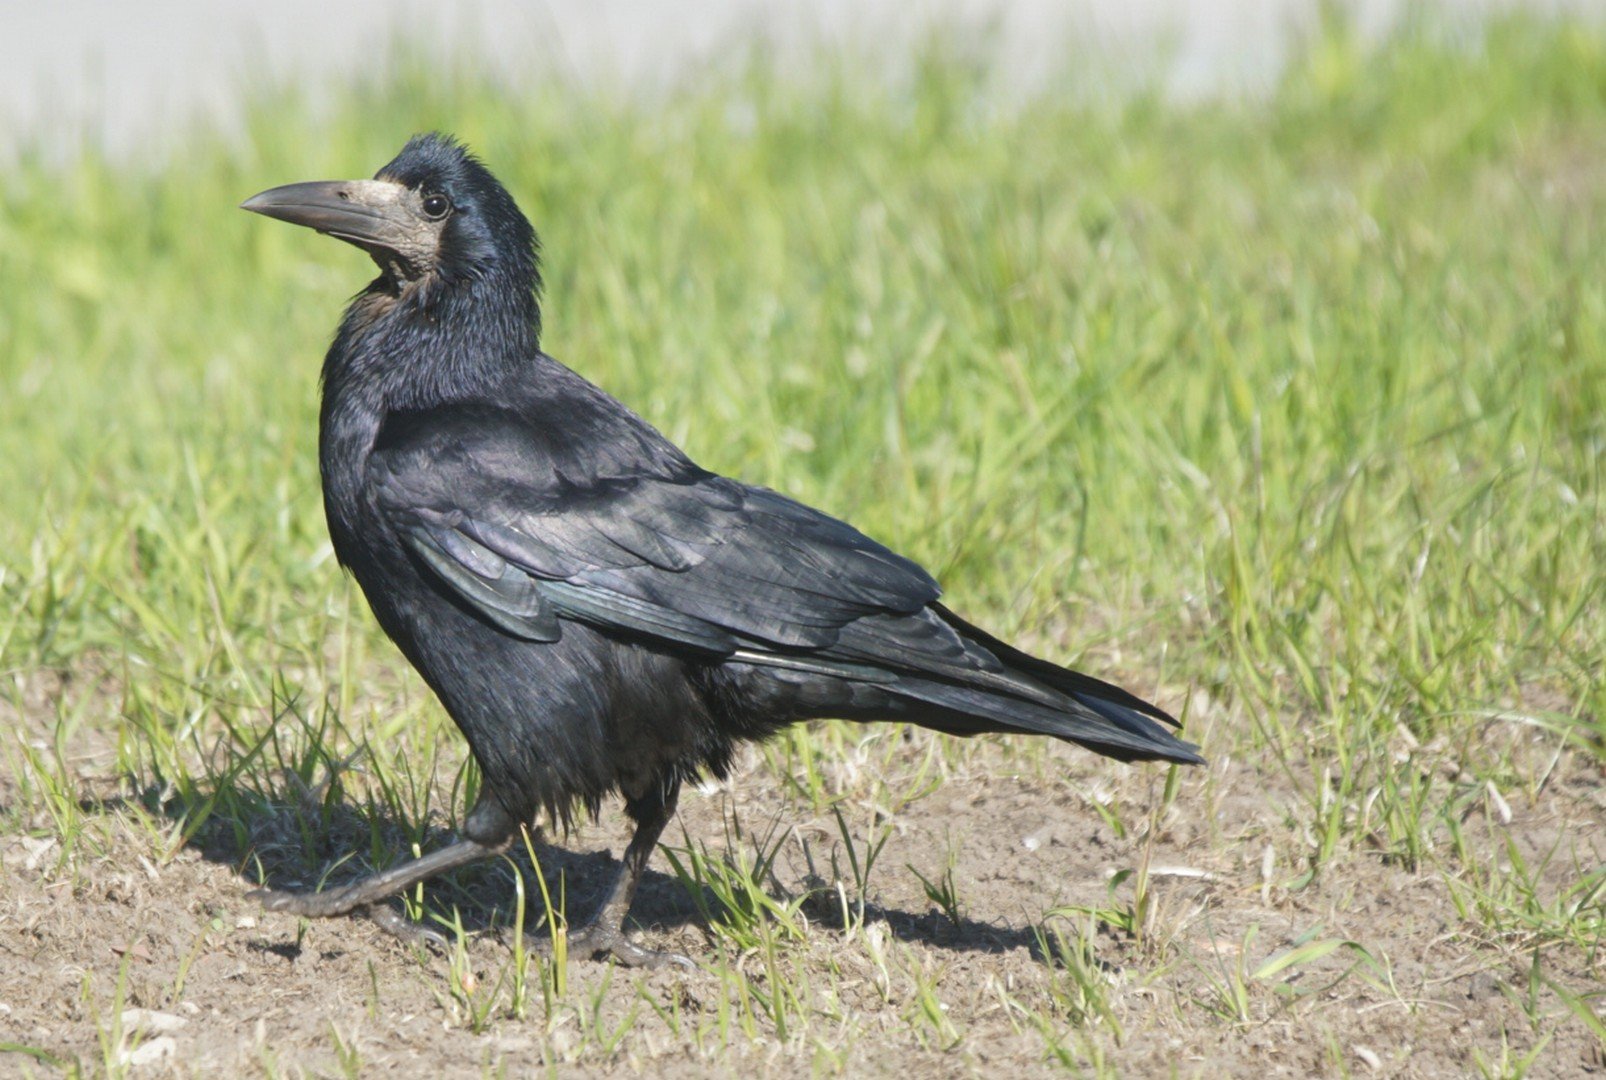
[248,884,360,918]
[551,923,696,970]
[247,886,295,912]
[607,938,697,970]
[367,904,450,950]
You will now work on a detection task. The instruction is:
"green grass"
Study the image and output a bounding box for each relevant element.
[1,8,1603,1076]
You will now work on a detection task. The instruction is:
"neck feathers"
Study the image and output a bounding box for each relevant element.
[323,266,542,412]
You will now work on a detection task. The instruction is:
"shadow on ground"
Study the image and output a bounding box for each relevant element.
[78,778,1047,963]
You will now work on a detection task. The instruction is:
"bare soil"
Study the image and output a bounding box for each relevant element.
[2,676,1603,1077]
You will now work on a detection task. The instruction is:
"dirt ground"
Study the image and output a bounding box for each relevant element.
[2,661,1602,1079]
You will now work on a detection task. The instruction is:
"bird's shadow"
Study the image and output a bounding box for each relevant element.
[86,777,1048,963]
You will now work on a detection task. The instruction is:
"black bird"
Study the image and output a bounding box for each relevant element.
[241,134,1201,966]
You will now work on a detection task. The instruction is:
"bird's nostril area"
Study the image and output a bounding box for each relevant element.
[337,189,350,201]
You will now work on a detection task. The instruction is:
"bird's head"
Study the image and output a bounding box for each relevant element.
[242,133,539,297]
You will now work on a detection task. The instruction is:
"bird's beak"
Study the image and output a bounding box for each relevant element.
[240,179,418,255]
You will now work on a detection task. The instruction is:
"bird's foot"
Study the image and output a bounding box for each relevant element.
[519,921,695,970]
[366,904,450,950]
[248,885,450,949]
[248,882,370,919]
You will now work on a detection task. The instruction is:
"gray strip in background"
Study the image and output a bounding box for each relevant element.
[1,0,1596,157]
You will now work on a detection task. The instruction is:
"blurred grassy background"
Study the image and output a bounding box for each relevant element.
[3,13,1599,763]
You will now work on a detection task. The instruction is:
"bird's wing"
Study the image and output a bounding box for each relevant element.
[367,406,1198,763]
[367,411,941,664]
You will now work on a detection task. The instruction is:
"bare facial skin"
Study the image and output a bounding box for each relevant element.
[242,178,449,280]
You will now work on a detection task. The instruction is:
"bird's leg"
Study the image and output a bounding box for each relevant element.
[250,794,517,947]
[556,777,692,969]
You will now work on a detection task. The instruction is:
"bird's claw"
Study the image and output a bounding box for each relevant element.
[366,904,451,950]
[515,923,696,970]
[247,883,365,918]
[249,885,450,950]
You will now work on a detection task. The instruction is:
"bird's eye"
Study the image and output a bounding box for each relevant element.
[421,193,452,220]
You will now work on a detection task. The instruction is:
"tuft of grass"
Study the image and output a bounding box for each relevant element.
[661,810,809,952]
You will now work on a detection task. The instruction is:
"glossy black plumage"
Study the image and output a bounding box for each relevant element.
[243,134,1200,964]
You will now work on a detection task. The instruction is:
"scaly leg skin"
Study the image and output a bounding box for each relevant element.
[249,795,516,946]
[547,777,693,969]
[366,901,451,949]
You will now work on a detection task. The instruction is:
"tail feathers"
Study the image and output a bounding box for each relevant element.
[1069,693,1204,764]
[894,675,1203,763]
[910,604,1203,765]
[932,604,1179,725]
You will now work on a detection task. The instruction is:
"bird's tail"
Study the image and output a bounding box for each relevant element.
[889,605,1204,765]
